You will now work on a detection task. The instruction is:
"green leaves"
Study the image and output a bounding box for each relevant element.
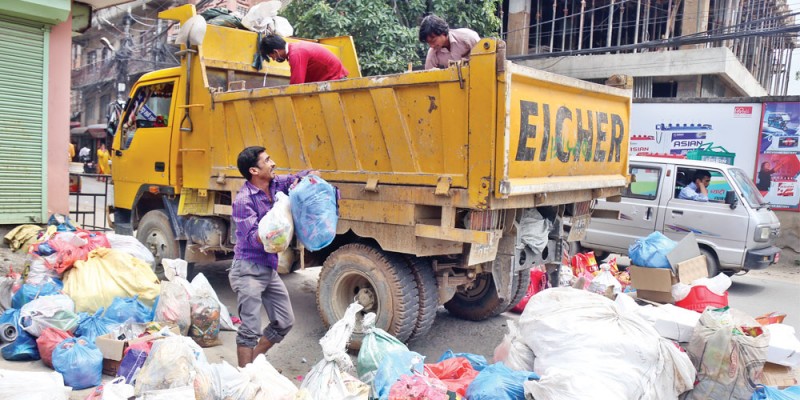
[282,0,500,76]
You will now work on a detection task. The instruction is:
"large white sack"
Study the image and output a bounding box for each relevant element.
[0,369,71,400]
[519,288,695,400]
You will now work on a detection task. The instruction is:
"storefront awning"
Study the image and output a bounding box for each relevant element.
[87,124,108,139]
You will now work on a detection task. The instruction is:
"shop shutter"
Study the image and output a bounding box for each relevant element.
[0,17,47,223]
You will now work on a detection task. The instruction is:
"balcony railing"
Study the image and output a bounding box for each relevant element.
[71,58,179,89]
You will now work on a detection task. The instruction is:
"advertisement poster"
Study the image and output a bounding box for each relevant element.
[630,103,761,176]
[755,102,800,211]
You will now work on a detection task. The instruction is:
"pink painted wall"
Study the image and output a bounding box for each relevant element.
[47,15,71,215]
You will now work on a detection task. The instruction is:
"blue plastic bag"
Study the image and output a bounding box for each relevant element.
[117,348,148,384]
[11,279,63,309]
[289,175,338,251]
[373,350,425,400]
[438,349,489,371]
[1,308,41,361]
[465,362,539,400]
[52,337,103,389]
[104,295,152,323]
[628,231,677,269]
[752,385,800,400]
[48,214,77,232]
[75,307,119,343]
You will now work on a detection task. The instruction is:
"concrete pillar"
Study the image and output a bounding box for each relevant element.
[680,0,710,49]
[676,77,702,97]
[507,0,532,56]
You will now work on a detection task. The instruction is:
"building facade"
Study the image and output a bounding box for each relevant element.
[503,0,797,98]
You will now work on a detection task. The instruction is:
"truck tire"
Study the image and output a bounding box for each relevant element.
[504,270,532,312]
[317,244,419,349]
[136,210,179,275]
[407,258,438,341]
[700,248,720,277]
[444,271,526,321]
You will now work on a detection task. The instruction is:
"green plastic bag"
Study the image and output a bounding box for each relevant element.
[356,312,409,384]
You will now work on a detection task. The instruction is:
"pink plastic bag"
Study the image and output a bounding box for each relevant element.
[388,374,450,400]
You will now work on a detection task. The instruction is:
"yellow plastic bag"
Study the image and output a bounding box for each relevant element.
[63,248,160,313]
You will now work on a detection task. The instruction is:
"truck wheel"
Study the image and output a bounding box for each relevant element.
[504,270,532,312]
[700,248,720,277]
[317,244,419,349]
[444,271,525,321]
[407,258,438,341]
[136,210,179,276]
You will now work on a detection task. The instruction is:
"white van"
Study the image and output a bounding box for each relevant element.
[581,156,781,275]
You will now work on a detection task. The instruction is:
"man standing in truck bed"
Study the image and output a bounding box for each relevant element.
[230,146,311,367]
[259,34,348,84]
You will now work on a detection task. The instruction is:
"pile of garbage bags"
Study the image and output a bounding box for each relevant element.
[0,216,234,398]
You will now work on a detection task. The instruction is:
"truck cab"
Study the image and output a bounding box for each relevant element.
[581,156,781,275]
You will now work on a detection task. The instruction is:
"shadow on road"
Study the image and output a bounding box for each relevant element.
[728,280,767,296]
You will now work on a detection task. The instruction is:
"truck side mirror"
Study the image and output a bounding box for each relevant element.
[724,191,738,210]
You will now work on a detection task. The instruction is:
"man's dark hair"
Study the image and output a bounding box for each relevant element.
[259,34,286,61]
[237,146,266,181]
[693,170,711,182]
[419,14,449,42]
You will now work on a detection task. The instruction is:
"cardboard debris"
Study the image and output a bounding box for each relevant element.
[760,362,799,389]
[629,234,710,304]
[95,326,180,376]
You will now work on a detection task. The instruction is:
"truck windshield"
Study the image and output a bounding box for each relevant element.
[729,168,766,209]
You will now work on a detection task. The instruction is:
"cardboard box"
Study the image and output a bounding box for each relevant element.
[95,326,180,376]
[629,233,710,303]
[760,362,799,389]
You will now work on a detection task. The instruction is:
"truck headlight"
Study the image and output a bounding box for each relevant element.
[755,226,770,242]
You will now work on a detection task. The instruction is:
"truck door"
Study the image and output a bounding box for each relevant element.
[112,80,177,198]
[582,164,663,253]
[661,167,750,267]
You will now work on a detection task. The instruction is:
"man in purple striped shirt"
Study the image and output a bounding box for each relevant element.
[230,146,310,367]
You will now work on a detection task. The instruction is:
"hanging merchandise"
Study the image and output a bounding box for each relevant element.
[35,327,73,368]
[62,248,160,313]
[51,337,103,390]
[290,175,338,251]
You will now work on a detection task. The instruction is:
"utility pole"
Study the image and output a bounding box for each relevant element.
[116,13,133,102]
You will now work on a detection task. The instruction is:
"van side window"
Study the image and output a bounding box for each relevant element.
[624,166,660,200]
[674,167,731,202]
[120,82,175,150]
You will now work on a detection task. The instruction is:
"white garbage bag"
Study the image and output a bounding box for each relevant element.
[0,369,71,400]
[106,233,155,267]
[493,319,536,371]
[241,354,298,399]
[257,192,294,254]
[519,288,695,400]
[191,272,236,331]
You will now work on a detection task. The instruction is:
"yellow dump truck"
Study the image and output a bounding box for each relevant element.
[111,5,630,344]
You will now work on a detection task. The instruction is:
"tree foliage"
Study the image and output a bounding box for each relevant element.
[282,0,500,76]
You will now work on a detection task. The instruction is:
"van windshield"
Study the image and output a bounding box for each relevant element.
[730,168,766,209]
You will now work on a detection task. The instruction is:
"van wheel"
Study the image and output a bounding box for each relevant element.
[136,209,178,278]
[700,248,720,277]
[317,244,419,349]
